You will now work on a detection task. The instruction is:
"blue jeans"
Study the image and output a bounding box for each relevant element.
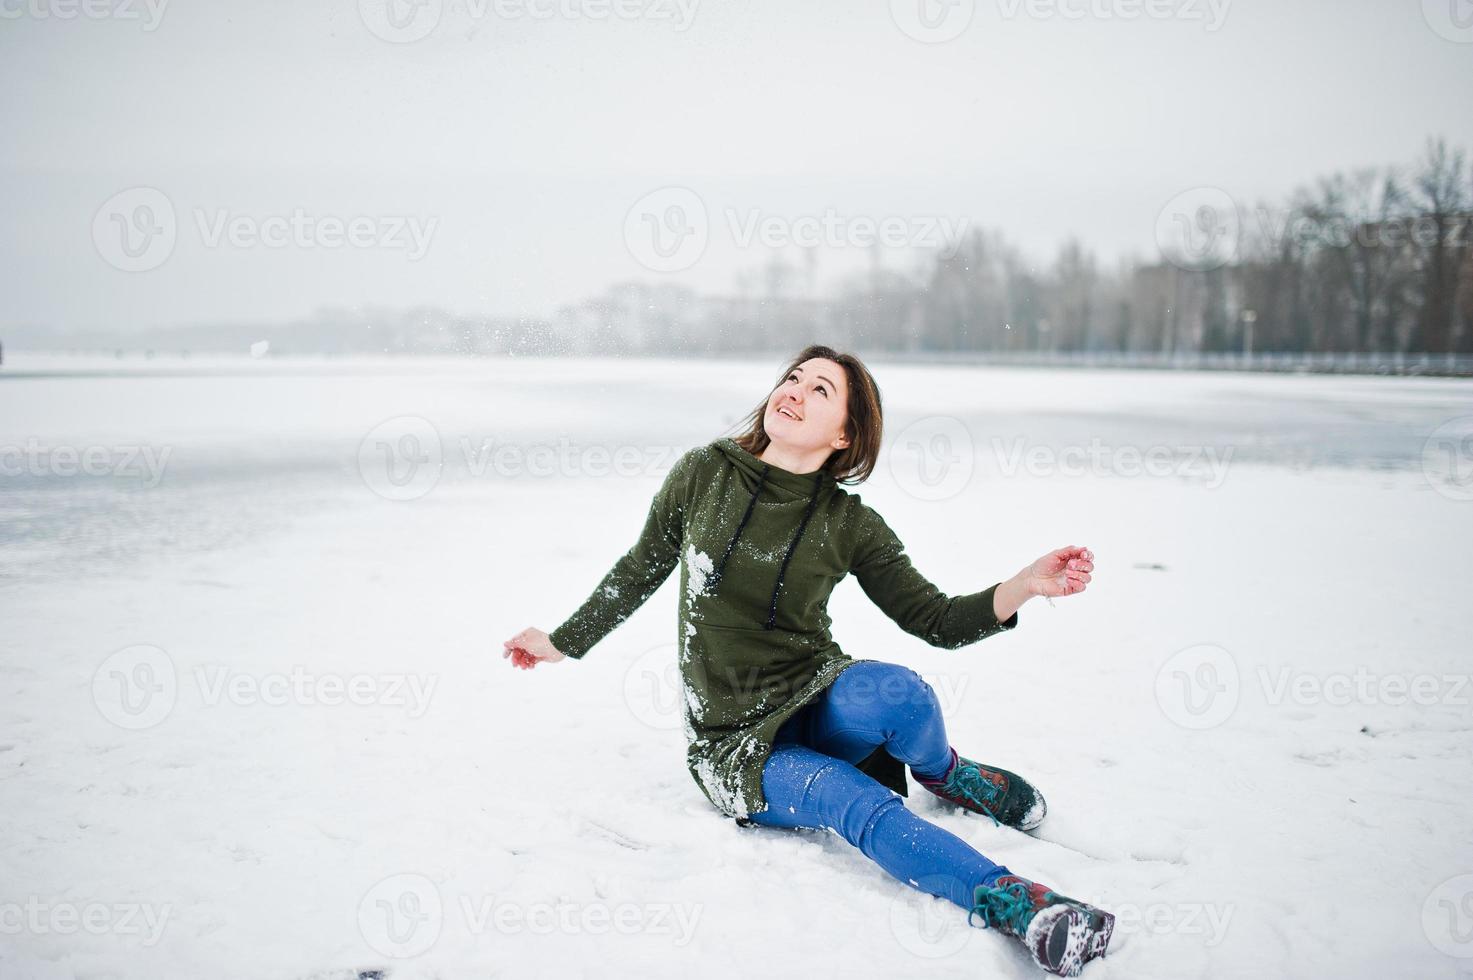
[747,660,1013,910]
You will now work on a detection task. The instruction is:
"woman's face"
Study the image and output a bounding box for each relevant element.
[764,357,850,455]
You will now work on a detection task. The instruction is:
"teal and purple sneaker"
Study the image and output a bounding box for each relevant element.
[970,874,1115,976]
[915,747,1048,831]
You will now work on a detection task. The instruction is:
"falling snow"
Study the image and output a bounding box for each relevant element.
[3,358,1465,978]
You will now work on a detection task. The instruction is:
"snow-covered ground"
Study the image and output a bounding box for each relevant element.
[2,352,1471,979]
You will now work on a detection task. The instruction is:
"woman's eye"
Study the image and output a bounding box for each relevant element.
[783,372,825,395]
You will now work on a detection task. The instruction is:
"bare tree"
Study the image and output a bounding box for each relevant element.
[1407,138,1469,352]
[1048,239,1097,352]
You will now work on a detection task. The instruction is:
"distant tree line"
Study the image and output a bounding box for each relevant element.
[540,136,1473,358]
[13,138,1468,361]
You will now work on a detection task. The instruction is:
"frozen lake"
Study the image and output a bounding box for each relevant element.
[2,353,1471,979]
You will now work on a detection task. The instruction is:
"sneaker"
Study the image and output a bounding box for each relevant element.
[915,748,1047,831]
[970,874,1114,976]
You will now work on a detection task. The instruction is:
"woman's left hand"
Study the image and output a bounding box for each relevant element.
[1021,545,1094,598]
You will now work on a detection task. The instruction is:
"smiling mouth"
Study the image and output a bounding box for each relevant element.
[776,406,802,421]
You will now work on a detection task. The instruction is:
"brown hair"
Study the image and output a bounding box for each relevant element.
[724,344,884,485]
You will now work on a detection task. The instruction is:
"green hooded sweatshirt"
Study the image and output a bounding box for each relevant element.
[549,436,1019,823]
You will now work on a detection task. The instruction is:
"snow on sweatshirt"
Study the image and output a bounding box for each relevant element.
[549,436,1019,821]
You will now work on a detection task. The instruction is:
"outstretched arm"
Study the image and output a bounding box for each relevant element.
[850,506,1018,650]
[849,506,1094,650]
[504,450,693,666]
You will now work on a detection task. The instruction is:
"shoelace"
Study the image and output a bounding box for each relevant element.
[944,760,1004,828]
[968,879,1036,932]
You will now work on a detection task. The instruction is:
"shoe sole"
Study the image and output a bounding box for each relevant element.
[1083,907,1115,963]
[1033,905,1115,976]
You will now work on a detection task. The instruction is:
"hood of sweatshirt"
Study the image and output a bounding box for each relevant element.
[709,437,839,630]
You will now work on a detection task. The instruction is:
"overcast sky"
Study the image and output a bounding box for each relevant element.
[2,0,1470,334]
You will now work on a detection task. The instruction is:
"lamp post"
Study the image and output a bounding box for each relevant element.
[1241,309,1258,364]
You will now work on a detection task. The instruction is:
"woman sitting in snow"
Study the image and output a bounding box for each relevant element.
[504,344,1114,976]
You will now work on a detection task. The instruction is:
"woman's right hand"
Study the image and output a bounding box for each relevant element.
[502,627,566,670]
